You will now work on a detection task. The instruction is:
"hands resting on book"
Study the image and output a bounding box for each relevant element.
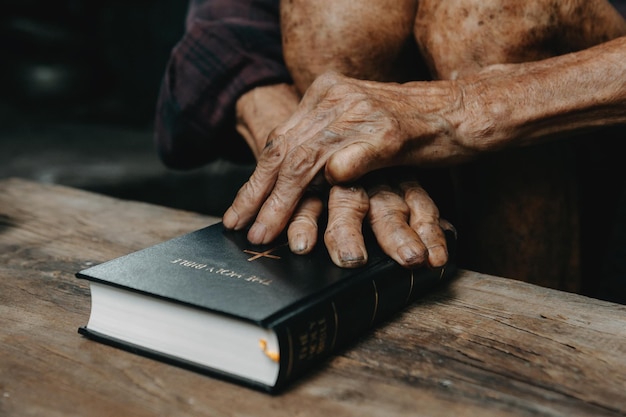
[223,0,626,269]
[230,81,453,269]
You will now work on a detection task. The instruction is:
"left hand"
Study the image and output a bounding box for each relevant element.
[286,171,453,269]
[235,83,300,157]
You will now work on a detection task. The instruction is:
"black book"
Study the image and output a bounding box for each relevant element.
[77,222,456,393]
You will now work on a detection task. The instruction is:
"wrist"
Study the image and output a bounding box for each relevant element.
[236,83,300,158]
[395,79,483,166]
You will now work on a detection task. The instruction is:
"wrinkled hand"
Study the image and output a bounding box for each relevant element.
[286,170,453,269]
[228,75,457,268]
[235,83,300,157]
[364,174,453,268]
[223,70,474,245]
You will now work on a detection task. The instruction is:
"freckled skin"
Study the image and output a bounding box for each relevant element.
[414,0,626,79]
[276,0,626,286]
[281,0,428,93]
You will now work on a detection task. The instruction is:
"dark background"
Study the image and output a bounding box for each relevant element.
[0,0,252,215]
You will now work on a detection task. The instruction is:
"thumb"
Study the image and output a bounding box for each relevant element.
[325,142,386,184]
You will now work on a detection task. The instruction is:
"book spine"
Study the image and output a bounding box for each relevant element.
[271,260,453,391]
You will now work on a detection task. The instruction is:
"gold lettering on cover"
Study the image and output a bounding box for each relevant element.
[170,258,207,270]
[214,268,243,279]
[297,318,328,360]
[246,275,273,286]
[243,244,285,261]
[298,332,309,359]
[169,258,274,286]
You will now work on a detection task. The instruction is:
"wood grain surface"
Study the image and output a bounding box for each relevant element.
[1,177,625,417]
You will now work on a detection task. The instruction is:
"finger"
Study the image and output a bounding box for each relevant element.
[247,141,331,244]
[222,134,289,231]
[400,180,449,267]
[439,218,458,237]
[247,107,356,244]
[233,73,384,244]
[325,141,388,184]
[238,88,346,243]
[324,113,409,184]
[324,185,369,268]
[287,194,324,255]
[367,182,429,268]
[225,80,336,234]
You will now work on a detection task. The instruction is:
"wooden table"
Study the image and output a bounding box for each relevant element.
[1,177,625,417]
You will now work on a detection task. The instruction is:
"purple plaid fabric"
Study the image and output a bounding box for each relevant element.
[154,0,289,169]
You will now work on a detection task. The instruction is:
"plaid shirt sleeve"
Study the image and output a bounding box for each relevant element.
[154,0,291,169]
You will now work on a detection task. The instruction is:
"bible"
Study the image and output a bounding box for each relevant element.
[77,222,456,393]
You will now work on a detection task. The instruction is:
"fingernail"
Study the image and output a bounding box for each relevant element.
[290,233,309,254]
[248,223,267,244]
[338,247,367,268]
[222,207,239,229]
[428,245,448,268]
[398,246,424,266]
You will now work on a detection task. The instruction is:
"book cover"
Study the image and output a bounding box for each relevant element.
[77,222,456,393]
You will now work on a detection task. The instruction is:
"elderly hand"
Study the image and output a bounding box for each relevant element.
[285,170,453,269]
[229,75,462,268]
[223,70,477,245]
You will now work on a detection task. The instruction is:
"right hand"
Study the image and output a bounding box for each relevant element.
[231,79,455,269]
[223,71,477,246]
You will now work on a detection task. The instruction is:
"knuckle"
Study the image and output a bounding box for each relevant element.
[290,213,317,229]
[285,145,319,178]
[349,98,376,115]
[369,187,398,203]
[409,208,440,226]
[324,220,361,244]
[264,190,292,214]
[328,186,368,212]
[414,221,443,238]
[314,70,343,89]
[292,198,323,224]
[326,82,355,100]
[368,209,408,232]
[369,192,409,220]
[259,135,285,164]
[404,191,440,219]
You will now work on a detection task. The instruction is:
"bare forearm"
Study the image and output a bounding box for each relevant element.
[457,36,626,152]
